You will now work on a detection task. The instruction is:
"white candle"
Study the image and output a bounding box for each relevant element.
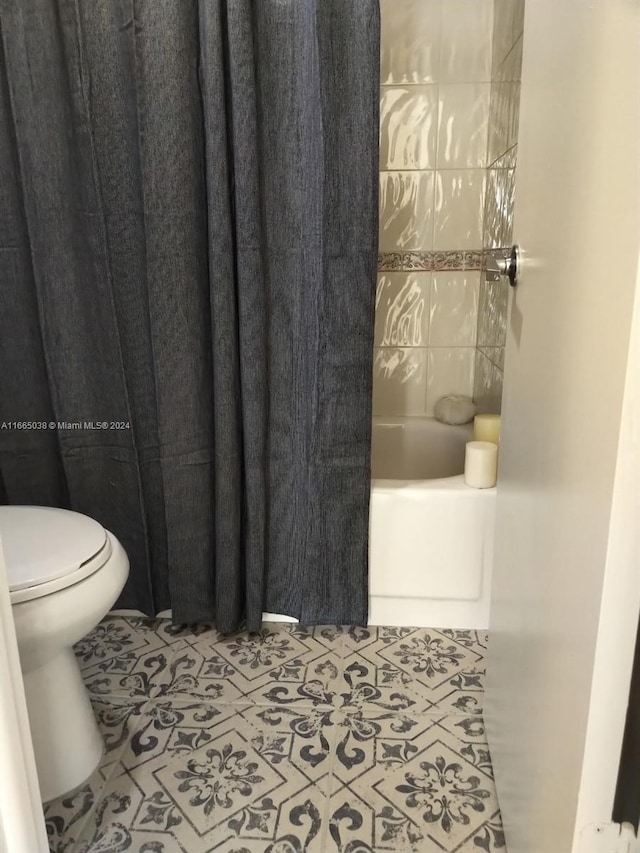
[464,441,498,488]
[474,413,501,444]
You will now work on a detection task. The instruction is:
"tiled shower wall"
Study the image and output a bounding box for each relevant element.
[374,0,494,417]
[474,0,525,412]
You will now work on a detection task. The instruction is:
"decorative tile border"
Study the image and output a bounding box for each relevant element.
[378,249,485,272]
[378,252,406,271]
[463,250,485,270]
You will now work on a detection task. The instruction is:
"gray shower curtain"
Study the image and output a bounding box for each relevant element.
[0,1,379,631]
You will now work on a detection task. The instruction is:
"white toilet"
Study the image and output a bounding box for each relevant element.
[0,505,129,802]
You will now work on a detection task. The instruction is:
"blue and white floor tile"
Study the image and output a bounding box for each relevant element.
[44,619,506,852]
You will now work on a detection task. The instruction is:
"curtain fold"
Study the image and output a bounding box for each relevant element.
[0,0,380,632]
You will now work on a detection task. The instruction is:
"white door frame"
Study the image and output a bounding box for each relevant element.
[572,247,640,844]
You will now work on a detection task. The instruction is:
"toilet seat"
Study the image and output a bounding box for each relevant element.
[0,506,112,605]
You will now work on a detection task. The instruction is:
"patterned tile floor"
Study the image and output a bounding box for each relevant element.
[44,617,506,852]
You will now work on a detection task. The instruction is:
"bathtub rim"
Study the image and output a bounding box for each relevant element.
[371,472,498,493]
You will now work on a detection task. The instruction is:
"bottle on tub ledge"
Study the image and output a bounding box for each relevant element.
[464,414,501,488]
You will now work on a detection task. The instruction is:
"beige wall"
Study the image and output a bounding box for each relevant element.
[375,0,494,418]
[474,0,524,413]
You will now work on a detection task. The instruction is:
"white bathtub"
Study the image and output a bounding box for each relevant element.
[368,416,496,629]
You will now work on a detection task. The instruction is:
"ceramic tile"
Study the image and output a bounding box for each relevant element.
[463,249,485,271]
[378,251,406,272]
[379,171,435,251]
[512,0,526,43]
[76,615,194,701]
[488,81,521,166]
[443,627,488,655]
[69,702,335,853]
[329,710,442,787]
[487,85,509,165]
[437,713,490,745]
[44,697,146,852]
[440,0,493,83]
[46,784,100,852]
[429,272,480,347]
[338,628,487,715]
[375,272,431,346]
[378,251,482,273]
[505,81,521,153]
[400,251,436,271]
[473,350,504,415]
[372,347,428,416]
[437,84,490,168]
[45,778,104,852]
[484,165,516,249]
[336,654,432,718]
[479,345,506,371]
[432,250,467,271]
[75,615,180,672]
[434,678,486,718]
[380,86,438,170]
[492,0,519,72]
[324,713,502,851]
[478,277,509,348]
[116,702,337,786]
[163,622,345,707]
[483,174,502,250]
[433,169,485,250]
[80,621,344,709]
[53,617,503,852]
[426,347,476,416]
[492,146,518,170]
[457,814,507,852]
[492,0,524,66]
[380,0,442,85]
[340,625,417,657]
[496,33,524,84]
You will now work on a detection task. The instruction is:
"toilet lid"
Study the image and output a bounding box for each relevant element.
[0,506,107,592]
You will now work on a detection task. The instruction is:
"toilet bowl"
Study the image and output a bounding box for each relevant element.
[0,506,129,802]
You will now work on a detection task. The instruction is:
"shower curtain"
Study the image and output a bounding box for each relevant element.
[0,1,380,632]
